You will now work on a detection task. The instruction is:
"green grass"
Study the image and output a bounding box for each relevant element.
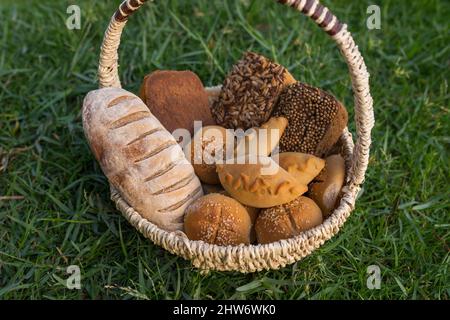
[0,0,449,300]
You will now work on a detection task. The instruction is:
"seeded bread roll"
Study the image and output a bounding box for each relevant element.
[309,154,345,217]
[235,117,288,157]
[184,194,252,246]
[204,188,260,243]
[217,155,307,208]
[211,52,296,129]
[82,88,203,232]
[140,70,215,135]
[255,196,323,244]
[273,82,348,157]
[278,152,325,185]
[186,125,235,185]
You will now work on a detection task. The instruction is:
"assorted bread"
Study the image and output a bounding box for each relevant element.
[83,52,349,245]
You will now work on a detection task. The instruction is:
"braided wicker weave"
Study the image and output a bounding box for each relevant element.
[96,0,375,272]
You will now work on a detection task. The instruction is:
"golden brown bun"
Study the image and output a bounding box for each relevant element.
[195,187,260,243]
[278,152,325,185]
[273,82,348,157]
[235,117,288,157]
[187,126,235,184]
[140,70,215,135]
[201,187,260,221]
[184,194,252,246]
[309,154,345,217]
[211,52,296,130]
[217,155,307,208]
[220,190,259,243]
[255,196,323,244]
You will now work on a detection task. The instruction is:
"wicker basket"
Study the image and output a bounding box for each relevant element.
[96,0,375,273]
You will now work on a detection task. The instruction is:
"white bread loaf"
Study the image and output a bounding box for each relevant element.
[82,87,203,231]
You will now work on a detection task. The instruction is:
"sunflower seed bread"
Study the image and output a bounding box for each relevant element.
[82,88,203,231]
[211,52,296,130]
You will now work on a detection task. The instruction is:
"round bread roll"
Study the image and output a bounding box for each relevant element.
[309,154,345,217]
[255,196,323,244]
[184,194,252,246]
[187,126,235,184]
[215,189,260,243]
[202,187,260,220]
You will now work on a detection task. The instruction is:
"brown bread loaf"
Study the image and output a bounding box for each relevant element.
[140,70,215,135]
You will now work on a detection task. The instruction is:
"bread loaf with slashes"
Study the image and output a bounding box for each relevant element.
[82,88,203,231]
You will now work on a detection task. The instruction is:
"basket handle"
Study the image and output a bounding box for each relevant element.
[98,0,375,188]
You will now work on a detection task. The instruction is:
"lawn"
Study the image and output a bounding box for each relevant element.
[0,0,448,300]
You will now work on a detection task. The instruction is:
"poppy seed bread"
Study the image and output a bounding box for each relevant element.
[273,82,348,157]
